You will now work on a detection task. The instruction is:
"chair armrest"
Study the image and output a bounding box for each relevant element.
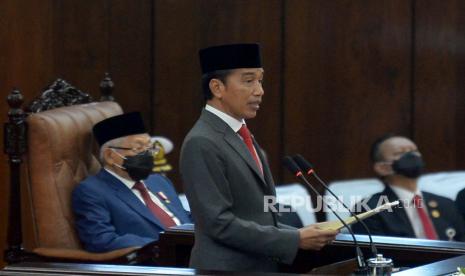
[33,247,140,262]
[32,241,160,264]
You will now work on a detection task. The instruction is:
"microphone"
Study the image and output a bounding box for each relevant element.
[282,156,366,269]
[292,154,378,257]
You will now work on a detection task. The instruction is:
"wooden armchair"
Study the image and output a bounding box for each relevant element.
[3,75,158,264]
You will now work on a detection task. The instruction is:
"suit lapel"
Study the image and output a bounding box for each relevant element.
[384,186,416,236]
[253,139,277,226]
[98,170,166,229]
[253,138,275,193]
[200,110,267,186]
[423,193,444,239]
[223,130,266,185]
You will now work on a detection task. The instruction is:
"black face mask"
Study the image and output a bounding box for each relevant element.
[392,152,425,179]
[114,150,154,181]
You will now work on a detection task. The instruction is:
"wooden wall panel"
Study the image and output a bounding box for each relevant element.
[283,0,412,184]
[152,0,200,190]
[0,0,54,268]
[51,0,109,97]
[0,0,153,266]
[52,0,153,131]
[108,0,152,126]
[414,0,465,172]
[152,0,284,190]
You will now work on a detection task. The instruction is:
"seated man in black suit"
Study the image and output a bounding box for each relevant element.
[352,134,465,241]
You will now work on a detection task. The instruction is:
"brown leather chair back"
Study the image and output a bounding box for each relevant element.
[23,102,123,250]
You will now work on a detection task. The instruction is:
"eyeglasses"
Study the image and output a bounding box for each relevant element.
[109,143,160,155]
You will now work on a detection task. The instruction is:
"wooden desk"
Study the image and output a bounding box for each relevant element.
[0,262,299,276]
[3,229,464,275]
[289,234,465,272]
[158,226,465,273]
[3,256,464,275]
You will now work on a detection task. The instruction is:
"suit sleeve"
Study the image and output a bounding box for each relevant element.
[278,222,298,230]
[180,137,299,264]
[447,193,465,241]
[451,209,465,242]
[455,190,465,224]
[72,184,154,252]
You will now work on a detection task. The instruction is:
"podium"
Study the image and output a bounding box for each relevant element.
[157,225,465,274]
[2,256,465,275]
[2,238,465,275]
[3,226,465,275]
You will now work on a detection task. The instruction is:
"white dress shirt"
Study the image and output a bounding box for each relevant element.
[205,104,245,132]
[104,168,180,225]
[205,104,263,169]
[390,185,430,239]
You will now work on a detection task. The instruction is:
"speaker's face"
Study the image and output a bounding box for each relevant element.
[214,68,265,121]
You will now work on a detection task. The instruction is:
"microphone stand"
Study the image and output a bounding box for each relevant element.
[292,154,379,257]
[283,157,367,271]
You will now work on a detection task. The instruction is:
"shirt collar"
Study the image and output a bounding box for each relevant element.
[205,104,245,133]
[104,167,143,190]
[390,185,422,202]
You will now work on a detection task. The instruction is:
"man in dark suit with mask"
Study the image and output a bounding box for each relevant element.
[352,134,465,241]
[72,112,192,252]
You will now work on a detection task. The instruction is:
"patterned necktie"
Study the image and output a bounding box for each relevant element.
[133,182,176,229]
[412,194,438,240]
[238,124,263,174]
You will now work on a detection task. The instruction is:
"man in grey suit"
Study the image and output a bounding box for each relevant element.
[180,43,338,272]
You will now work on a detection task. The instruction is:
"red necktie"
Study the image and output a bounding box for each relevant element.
[238,124,263,174]
[133,182,177,229]
[413,195,438,240]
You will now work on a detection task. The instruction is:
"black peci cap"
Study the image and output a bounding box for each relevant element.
[199,43,262,74]
[93,112,146,146]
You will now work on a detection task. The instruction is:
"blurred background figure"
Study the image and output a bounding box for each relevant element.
[352,134,465,241]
